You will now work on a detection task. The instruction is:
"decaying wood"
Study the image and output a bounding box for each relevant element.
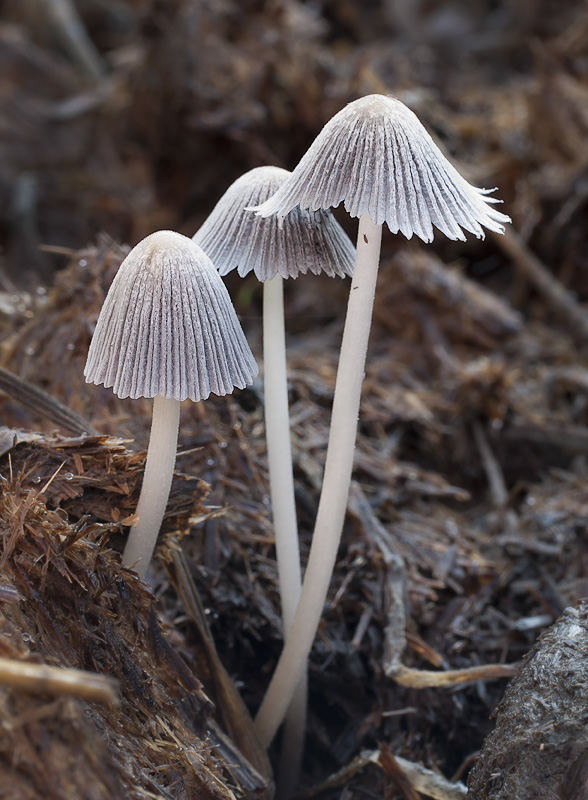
[467,601,588,800]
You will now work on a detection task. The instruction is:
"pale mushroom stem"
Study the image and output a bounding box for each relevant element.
[263,275,302,630]
[123,395,181,580]
[255,212,383,747]
[262,274,307,788]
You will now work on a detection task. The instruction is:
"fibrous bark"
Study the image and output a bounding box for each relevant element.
[467,601,588,800]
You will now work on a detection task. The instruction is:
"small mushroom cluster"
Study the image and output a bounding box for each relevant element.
[84,94,510,791]
[250,94,510,750]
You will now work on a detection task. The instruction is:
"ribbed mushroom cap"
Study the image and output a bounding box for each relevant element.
[193,165,355,281]
[252,94,511,243]
[84,230,258,401]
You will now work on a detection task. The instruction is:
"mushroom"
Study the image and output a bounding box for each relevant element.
[251,94,511,746]
[193,166,354,787]
[84,230,258,580]
[194,165,354,632]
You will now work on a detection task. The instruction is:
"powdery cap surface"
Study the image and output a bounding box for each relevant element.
[253,94,511,243]
[193,165,355,281]
[84,230,258,401]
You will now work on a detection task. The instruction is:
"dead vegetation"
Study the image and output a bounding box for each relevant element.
[1,1,588,798]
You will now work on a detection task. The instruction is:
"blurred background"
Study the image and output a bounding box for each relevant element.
[1,0,586,292]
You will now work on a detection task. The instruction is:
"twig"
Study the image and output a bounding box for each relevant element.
[504,420,588,453]
[472,420,519,537]
[36,0,106,81]
[494,227,588,341]
[347,476,519,689]
[292,748,467,800]
[472,421,508,507]
[387,662,518,688]
[347,481,407,669]
[0,365,98,435]
[379,743,421,800]
[164,544,273,791]
[0,657,118,705]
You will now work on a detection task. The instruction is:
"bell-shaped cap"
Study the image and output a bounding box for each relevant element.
[84,230,258,401]
[252,94,511,243]
[193,165,355,281]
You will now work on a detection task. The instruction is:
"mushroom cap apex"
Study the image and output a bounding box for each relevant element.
[252,93,511,243]
[140,229,190,245]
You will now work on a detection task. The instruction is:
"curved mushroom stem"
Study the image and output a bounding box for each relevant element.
[255,213,383,747]
[123,395,181,580]
[263,275,306,788]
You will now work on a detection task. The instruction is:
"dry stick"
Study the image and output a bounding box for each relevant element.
[254,213,383,746]
[0,365,98,436]
[379,744,423,800]
[389,662,518,688]
[382,753,467,800]
[472,421,509,507]
[504,420,588,453]
[0,657,119,705]
[472,420,519,538]
[495,227,588,341]
[349,482,519,687]
[263,275,307,792]
[167,546,273,788]
[37,0,106,81]
[347,482,406,671]
[292,748,467,800]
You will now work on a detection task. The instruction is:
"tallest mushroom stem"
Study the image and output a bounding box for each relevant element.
[254,212,383,747]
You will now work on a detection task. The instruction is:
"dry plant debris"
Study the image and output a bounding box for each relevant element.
[0,430,269,800]
[1,222,587,797]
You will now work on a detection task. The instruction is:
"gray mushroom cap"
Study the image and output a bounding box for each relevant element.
[193,165,355,281]
[251,94,511,243]
[84,230,258,401]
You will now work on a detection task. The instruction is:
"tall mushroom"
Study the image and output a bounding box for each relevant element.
[194,165,354,633]
[84,230,258,580]
[193,165,355,788]
[251,94,511,746]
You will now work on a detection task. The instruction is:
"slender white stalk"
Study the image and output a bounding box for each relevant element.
[254,213,383,747]
[263,275,307,789]
[123,395,181,580]
[263,276,302,631]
